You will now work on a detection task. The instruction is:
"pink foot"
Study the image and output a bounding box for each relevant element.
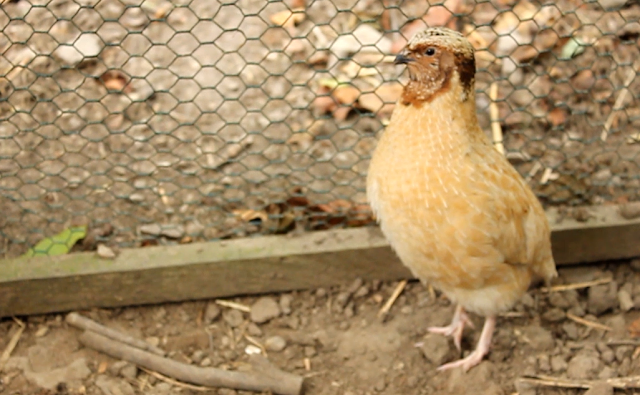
[428,305,474,351]
[437,316,496,372]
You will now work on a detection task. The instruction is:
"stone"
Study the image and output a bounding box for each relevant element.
[588,282,618,315]
[279,294,293,315]
[566,351,602,379]
[522,326,555,351]
[419,333,452,366]
[250,297,281,324]
[204,303,221,323]
[95,375,135,395]
[265,336,287,352]
[223,309,244,328]
[584,382,613,395]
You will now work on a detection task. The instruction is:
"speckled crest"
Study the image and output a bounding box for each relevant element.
[406,27,475,59]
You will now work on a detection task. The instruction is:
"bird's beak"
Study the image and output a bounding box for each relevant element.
[394,53,414,65]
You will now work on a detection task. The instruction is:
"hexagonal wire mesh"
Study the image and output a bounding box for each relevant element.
[0,0,639,258]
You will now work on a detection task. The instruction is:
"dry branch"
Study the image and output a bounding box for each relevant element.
[79,331,304,395]
[520,374,640,390]
[601,67,637,141]
[0,318,25,372]
[378,279,408,318]
[66,312,166,356]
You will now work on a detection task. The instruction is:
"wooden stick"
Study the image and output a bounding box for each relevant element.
[520,374,640,389]
[79,331,304,395]
[566,312,612,331]
[540,277,612,293]
[0,318,25,372]
[215,300,251,313]
[489,82,505,156]
[378,279,407,317]
[601,67,636,141]
[139,367,209,392]
[66,312,166,356]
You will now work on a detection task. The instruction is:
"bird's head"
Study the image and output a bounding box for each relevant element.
[395,27,476,106]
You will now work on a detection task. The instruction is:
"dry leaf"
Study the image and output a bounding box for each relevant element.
[233,209,268,223]
[270,9,305,29]
[332,106,352,121]
[571,69,595,91]
[100,71,128,92]
[547,108,567,126]
[333,85,360,105]
[629,316,640,337]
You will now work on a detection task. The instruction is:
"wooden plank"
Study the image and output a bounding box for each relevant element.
[1,205,639,318]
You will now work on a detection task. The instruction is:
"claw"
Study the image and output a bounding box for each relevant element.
[427,305,473,351]
[436,316,496,372]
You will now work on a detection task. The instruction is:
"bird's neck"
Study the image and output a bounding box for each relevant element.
[389,79,487,149]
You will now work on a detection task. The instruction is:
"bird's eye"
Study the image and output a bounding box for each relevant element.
[425,47,436,56]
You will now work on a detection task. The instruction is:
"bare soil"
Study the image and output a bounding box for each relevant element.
[1,0,640,257]
[2,261,640,395]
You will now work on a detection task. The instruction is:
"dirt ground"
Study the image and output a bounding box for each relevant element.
[1,0,640,257]
[2,261,640,395]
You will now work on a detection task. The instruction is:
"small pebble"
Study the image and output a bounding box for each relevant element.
[537,355,550,372]
[97,244,116,259]
[400,306,413,314]
[145,337,160,347]
[223,309,244,328]
[585,382,614,395]
[265,336,287,352]
[561,322,579,340]
[354,286,369,298]
[247,323,263,337]
[521,326,554,351]
[550,355,567,372]
[374,378,386,392]
[588,282,618,315]
[250,297,281,324]
[630,259,640,272]
[598,366,616,380]
[191,350,205,364]
[200,357,212,367]
[120,364,138,380]
[315,288,327,298]
[542,308,565,322]
[615,346,633,362]
[304,346,317,358]
[204,303,221,323]
[567,351,602,379]
[618,289,634,312]
[279,294,293,315]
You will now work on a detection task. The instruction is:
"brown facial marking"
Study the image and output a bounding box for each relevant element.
[398,28,476,107]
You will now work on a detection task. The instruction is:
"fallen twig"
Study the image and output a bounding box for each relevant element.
[608,340,640,347]
[601,67,637,141]
[139,367,209,392]
[0,318,25,372]
[215,300,251,313]
[378,279,408,318]
[66,312,166,356]
[519,374,640,390]
[540,277,612,293]
[79,331,304,395]
[566,312,612,332]
[489,82,505,156]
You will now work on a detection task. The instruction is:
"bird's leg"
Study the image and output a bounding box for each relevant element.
[436,315,496,372]
[428,305,474,351]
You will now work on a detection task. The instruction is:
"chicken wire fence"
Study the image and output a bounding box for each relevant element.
[1,0,639,258]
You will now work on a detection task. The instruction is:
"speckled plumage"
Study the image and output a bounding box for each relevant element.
[366,27,557,371]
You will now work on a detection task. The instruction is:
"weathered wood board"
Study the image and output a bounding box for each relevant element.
[1,205,639,318]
